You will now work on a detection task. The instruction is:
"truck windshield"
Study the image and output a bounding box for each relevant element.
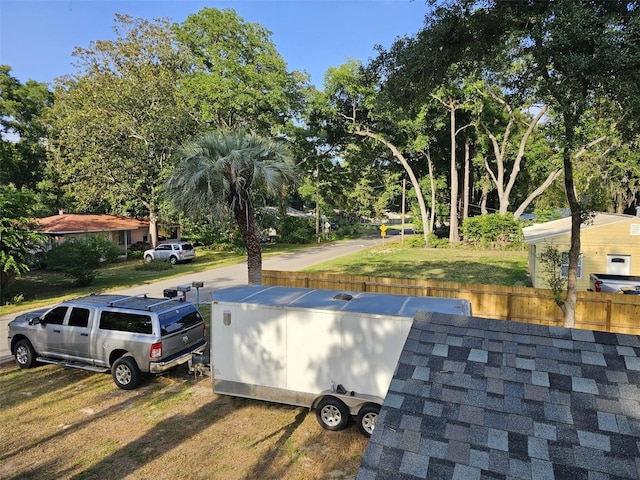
[159,308,203,336]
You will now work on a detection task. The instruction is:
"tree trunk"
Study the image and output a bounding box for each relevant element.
[149,211,158,248]
[561,126,580,328]
[481,94,548,215]
[512,168,562,219]
[449,107,460,243]
[463,139,470,222]
[354,128,430,247]
[426,149,437,233]
[234,204,263,285]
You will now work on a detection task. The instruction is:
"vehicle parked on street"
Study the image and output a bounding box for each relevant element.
[7,293,207,389]
[144,242,196,264]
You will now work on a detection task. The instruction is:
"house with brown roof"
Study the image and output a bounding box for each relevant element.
[38,213,180,251]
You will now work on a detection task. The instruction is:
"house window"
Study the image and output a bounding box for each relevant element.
[561,252,583,279]
[118,230,132,246]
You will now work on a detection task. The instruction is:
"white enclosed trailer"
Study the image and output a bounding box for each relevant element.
[211,285,471,436]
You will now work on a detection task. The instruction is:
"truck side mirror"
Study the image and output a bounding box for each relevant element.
[28,317,42,326]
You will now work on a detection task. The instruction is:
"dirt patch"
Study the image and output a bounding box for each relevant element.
[0,363,369,480]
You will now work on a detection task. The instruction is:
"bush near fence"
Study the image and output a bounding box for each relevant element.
[262,270,640,334]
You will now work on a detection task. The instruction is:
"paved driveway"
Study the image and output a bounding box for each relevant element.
[1,235,397,362]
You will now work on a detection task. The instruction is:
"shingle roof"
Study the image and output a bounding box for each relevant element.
[38,214,148,234]
[357,311,640,480]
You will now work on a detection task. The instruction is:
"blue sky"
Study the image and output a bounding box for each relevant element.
[0,0,430,88]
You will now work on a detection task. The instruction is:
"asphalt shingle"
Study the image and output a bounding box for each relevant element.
[357,311,640,479]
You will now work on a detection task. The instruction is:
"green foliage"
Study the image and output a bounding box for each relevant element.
[405,233,450,248]
[0,185,47,303]
[167,129,299,284]
[539,244,567,306]
[174,7,308,134]
[0,66,53,190]
[45,235,121,286]
[179,217,233,247]
[47,15,197,234]
[134,260,173,272]
[460,213,524,249]
[279,216,315,244]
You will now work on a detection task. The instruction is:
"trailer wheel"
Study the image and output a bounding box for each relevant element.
[356,404,380,437]
[316,396,350,431]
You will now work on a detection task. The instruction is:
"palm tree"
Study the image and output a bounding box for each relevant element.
[166,129,298,285]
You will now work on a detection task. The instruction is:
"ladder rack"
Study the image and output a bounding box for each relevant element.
[107,293,149,307]
[145,297,184,311]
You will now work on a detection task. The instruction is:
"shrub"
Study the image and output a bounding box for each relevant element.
[45,235,121,286]
[134,260,173,272]
[127,250,144,260]
[280,216,315,244]
[406,233,450,248]
[461,213,524,249]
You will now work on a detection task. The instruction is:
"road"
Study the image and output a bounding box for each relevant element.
[1,235,395,362]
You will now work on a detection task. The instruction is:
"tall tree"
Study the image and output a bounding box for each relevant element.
[477,87,558,218]
[320,60,432,247]
[0,66,52,189]
[47,15,197,246]
[0,185,46,303]
[425,0,640,326]
[166,129,298,285]
[173,7,309,135]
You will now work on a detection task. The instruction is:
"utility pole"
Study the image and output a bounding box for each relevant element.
[401,179,406,245]
[314,159,320,241]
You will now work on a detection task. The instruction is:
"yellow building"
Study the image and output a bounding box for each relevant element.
[523,213,640,290]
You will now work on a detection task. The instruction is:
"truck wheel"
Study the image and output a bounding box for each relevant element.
[14,339,37,369]
[316,397,350,431]
[144,255,153,263]
[112,356,142,390]
[356,404,380,437]
[169,256,178,265]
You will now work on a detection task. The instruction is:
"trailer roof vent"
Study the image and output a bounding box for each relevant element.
[333,293,353,301]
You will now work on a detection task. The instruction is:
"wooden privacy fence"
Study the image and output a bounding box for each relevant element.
[262,270,640,335]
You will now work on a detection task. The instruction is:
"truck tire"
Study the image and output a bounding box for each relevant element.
[144,255,153,263]
[316,396,350,431]
[14,339,37,369]
[169,256,178,265]
[356,403,380,437]
[112,356,142,390]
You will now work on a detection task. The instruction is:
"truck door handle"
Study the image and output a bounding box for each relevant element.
[81,333,89,337]
[53,329,61,333]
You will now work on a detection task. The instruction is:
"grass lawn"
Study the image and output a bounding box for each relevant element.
[0,234,530,480]
[3,235,529,316]
[1,243,305,316]
[303,242,530,286]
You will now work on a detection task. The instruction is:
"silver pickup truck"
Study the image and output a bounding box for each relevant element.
[7,294,207,389]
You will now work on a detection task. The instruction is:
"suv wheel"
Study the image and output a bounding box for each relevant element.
[169,256,178,265]
[112,356,142,390]
[144,255,153,263]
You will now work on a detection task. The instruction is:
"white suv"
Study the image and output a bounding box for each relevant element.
[144,242,196,264]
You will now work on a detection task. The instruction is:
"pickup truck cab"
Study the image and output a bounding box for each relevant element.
[7,294,207,389]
